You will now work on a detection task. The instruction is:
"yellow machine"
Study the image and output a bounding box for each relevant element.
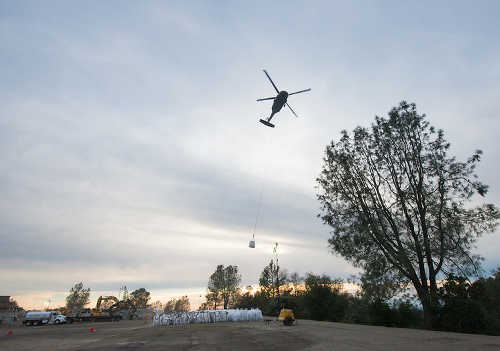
[278,308,295,326]
[94,296,119,316]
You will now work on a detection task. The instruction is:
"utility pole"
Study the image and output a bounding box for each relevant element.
[119,286,129,301]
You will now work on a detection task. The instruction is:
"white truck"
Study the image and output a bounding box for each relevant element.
[23,311,66,326]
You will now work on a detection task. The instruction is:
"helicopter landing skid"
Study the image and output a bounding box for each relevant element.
[259,119,275,128]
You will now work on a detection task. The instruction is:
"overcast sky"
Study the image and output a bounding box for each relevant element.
[1,1,499,309]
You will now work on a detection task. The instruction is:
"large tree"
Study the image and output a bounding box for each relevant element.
[317,101,499,329]
[174,296,190,312]
[259,260,288,300]
[65,282,90,310]
[207,264,241,309]
[130,288,151,308]
[203,291,221,310]
[163,296,190,312]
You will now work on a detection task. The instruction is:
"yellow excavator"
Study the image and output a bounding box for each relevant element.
[95,296,119,311]
[63,296,122,323]
[94,296,119,318]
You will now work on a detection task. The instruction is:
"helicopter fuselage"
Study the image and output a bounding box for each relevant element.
[272,91,289,113]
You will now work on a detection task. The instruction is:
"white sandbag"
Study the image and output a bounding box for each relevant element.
[153,308,263,327]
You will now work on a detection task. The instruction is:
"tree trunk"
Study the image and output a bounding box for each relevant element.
[422,300,433,330]
[417,287,439,330]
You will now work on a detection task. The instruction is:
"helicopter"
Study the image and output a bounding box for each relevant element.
[257,69,311,128]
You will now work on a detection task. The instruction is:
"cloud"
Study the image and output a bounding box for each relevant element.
[1,1,498,308]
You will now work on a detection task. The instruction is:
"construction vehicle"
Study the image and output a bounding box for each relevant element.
[95,296,119,311]
[23,311,66,326]
[107,299,137,320]
[91,295,121,321]
[64,307,121,323]
[64,296,123,323]
[64,308,94,323]
[278,308,296,326]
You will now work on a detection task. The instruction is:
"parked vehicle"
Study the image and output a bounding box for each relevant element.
[65,308,122,323]
[23,311,66,326]
[53,314,66,324]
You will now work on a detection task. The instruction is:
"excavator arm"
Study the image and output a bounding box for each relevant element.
[96,296,120,311]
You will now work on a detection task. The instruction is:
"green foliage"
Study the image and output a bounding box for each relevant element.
[340,296,422,328]
[130,288,151,308]
[174,296,190,312]
[234,271,423,328]
[258,262,274,298]
[8,297,22,311]
[396,300,422,328]
[65,282,90,309]
[233,290,270,314]
[317,101,499,329]
[233,265,500,335]
[259,260,288,301]
[207,264,242,309]
[150,300,163,311]
[368,299,397,327]
[164,296,190,312]
[341,296,370,324]
[202,291,220,310]
[359,257,408,302]
[438,271,500,335]
[234,267,500,334]
[303,273,348,321]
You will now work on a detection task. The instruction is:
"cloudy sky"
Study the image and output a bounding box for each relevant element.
[1,1,499,309]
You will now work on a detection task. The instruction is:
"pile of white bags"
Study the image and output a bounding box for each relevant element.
[153,308,263,327]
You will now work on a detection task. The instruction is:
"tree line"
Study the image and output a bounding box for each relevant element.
[64,283,191,313]
[200,261,500,335]
[64,283,153,310]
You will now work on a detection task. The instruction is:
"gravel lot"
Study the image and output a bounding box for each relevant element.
[1,319,499,350]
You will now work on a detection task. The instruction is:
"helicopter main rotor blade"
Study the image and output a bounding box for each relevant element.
[256,96,276,102]
[286,103,298,118]
[288,88,311,96]
[262,69,280,94]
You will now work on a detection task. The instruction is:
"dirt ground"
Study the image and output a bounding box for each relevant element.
[1,319,499,351]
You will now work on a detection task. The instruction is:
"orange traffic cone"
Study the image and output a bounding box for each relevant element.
[7,330,13,336]
[90,327,95,333]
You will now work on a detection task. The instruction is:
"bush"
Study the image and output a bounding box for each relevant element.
[437,271,500,335]
[395,301,423,329]
[368,299,397,327]
[342,296,370,324]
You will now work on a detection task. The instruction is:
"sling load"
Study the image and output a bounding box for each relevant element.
[249,234,255,248]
